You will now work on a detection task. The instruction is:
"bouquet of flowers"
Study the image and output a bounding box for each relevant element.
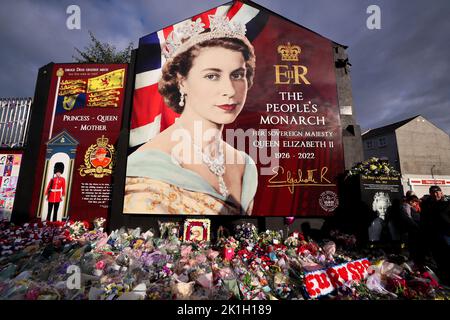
[67,220,89,240]
[284,231,305,247]
[258,230,283,246]
[93,217,106,231]
[216,236,239,255]
[158,221,180,240]
[347,157,400,177]
[234,223,258,243]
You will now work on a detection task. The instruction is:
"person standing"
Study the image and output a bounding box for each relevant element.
[399,195,424,266]
[420,186,450,285]
[45,162,66,222]
[405,190,421,214]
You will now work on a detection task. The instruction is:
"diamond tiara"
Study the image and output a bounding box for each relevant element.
[163,15,250,60]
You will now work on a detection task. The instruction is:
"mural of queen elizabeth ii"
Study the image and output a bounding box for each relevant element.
[124,15,258,215]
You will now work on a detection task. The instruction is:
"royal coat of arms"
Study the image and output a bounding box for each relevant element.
[78,135,115,178]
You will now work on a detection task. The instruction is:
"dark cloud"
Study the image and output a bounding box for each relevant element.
[0,0,448,133]
[345,0,450,134]
[0,0,225,97]
[255,0,450,133]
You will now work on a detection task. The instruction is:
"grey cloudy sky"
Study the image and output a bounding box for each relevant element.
[0,0,449,134]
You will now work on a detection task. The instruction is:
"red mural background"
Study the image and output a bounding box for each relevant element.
[128,1,344,216]
[30,64,127,222]
[227,14,344,216]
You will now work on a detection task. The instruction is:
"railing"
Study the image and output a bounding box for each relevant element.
[0,97,32,148]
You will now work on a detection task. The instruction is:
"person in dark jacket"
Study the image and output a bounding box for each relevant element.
[420,186,450,285]
[399,195,424,266]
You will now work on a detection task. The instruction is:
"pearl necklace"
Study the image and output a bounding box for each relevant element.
[176,122,229,198]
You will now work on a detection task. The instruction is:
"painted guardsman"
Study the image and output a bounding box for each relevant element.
[45,162,66,221]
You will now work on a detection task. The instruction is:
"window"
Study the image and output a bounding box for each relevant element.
[379,137,386,147]
[366,140,373,149]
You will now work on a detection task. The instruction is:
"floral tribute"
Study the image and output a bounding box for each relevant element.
[347,157,401,178]
[0,218,448,300]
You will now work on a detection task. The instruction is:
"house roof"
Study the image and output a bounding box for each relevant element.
[241,0,348,48]
[362,115,420,139]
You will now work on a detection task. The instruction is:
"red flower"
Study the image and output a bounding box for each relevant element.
[297,245,310,255]
[422,272,441,288]
[388,277,407,291]
[249,261,258,270]
[54,221,65,227]
[237,249,249,257]
[237,249,254,262]
[306,242,319,255]
[273,244,287,251]
[25,289,40,300]
[289,231,305,241]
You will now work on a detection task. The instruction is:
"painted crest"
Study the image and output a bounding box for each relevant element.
[78,135,115,178]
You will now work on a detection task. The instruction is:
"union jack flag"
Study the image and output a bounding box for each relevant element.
[129,1,268,148]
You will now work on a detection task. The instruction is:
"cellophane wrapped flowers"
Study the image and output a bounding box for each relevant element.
[0,219,449,300]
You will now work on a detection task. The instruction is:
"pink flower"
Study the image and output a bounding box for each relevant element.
[207,249,219,260]
[181,245,192,258]
[95,260,106,270]
[25,288,40,300]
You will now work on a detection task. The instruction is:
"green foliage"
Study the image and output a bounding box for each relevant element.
[73,31,133,63]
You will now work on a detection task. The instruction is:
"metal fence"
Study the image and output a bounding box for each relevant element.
[0,98,32,148]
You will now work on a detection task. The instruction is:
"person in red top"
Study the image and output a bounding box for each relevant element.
[45,162,66,221]
[91,147,111,167]
[406,190,421,213]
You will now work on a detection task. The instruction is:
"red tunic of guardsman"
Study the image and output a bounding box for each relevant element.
[45,176,66,202]
[44,161,66,222]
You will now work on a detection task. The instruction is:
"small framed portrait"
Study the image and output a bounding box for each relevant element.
[90,146,112,168]
[183,219,211,242]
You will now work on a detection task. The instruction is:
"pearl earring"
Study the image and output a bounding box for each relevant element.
[179,89,185,107]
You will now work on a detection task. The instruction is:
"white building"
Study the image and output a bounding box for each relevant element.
[362,115,450,197]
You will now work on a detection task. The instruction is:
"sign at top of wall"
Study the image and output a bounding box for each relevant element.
[30,64,127,222]
[124,1,344,216]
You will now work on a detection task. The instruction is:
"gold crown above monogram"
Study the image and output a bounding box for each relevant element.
[277,42,301,61]
[96,135,109,148]
[163,15,248,60]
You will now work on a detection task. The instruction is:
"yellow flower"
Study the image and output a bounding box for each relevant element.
[133,239,144,249]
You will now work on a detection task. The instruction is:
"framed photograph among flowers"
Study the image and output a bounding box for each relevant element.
[183,219,211,242]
